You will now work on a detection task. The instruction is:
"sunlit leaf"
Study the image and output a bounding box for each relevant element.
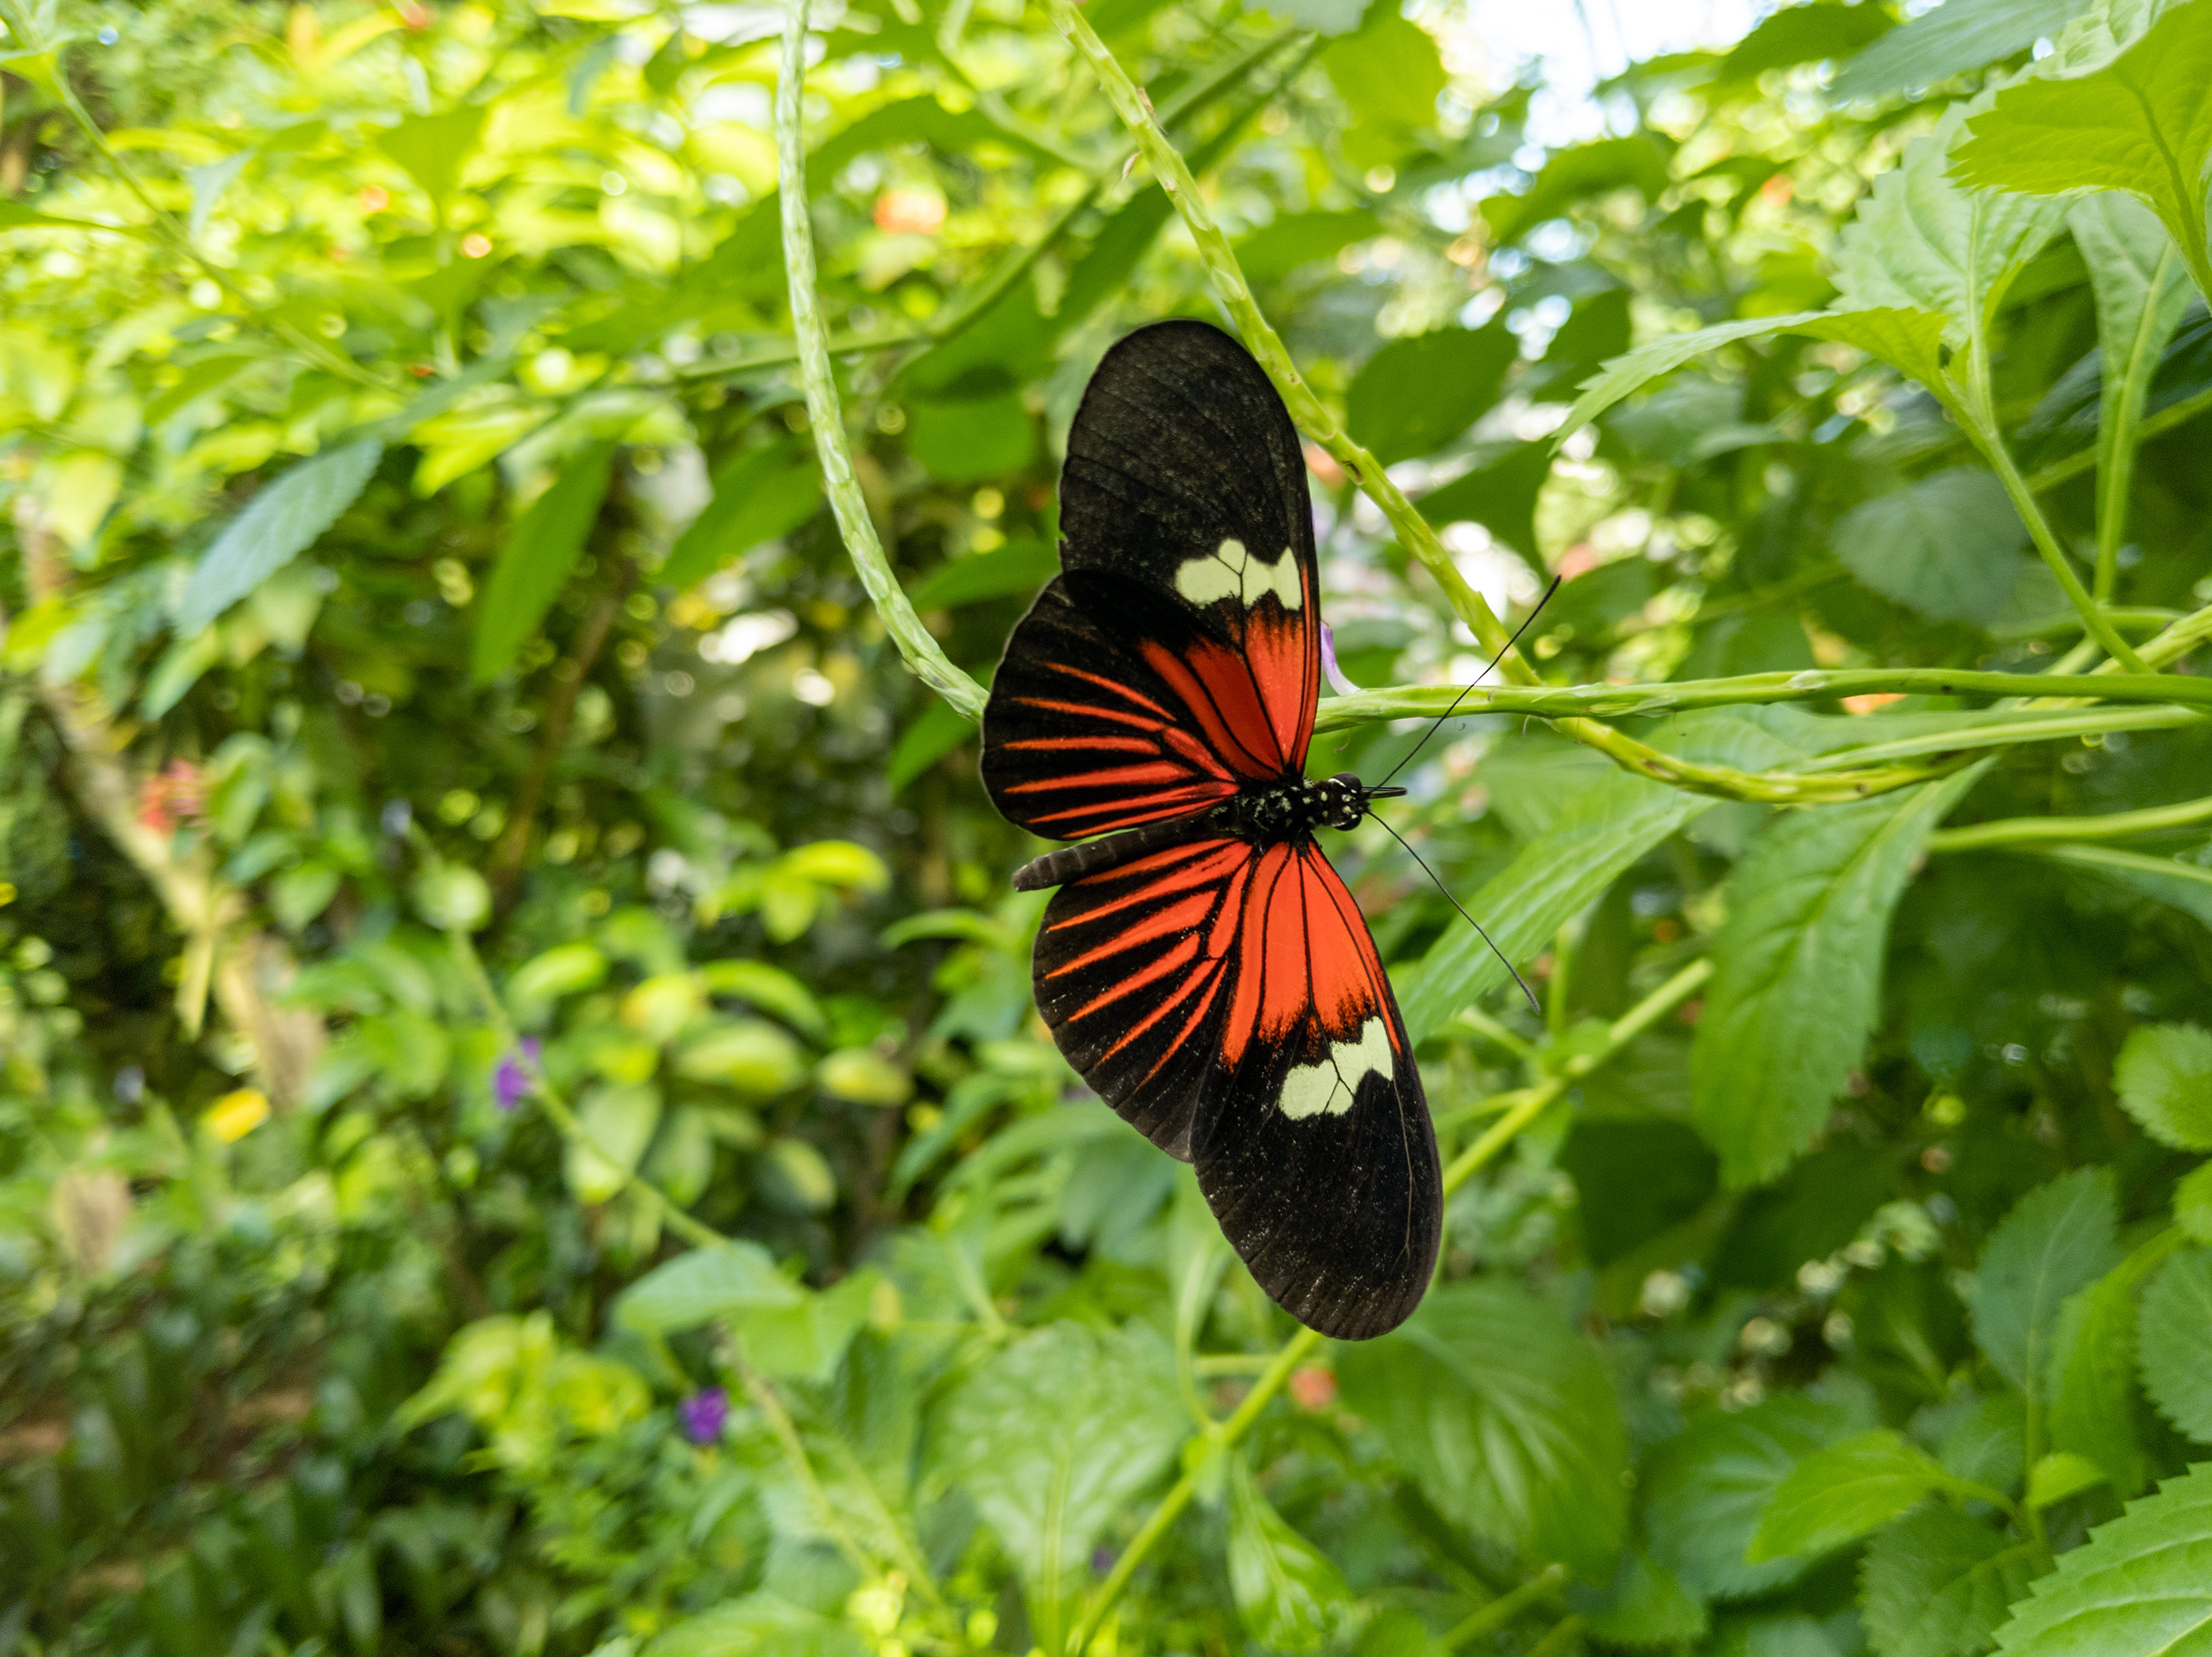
[2113,1023,2212,1149]
[1860,1505,2042,1657]
[1972,1168,2124,1397]
[1833,0,2089,100]
[177,439,383,633]
[2138,1246,2212,1442]
[471,442,614,685]
[1226,1455,1352,1652]
[1991,1461,2212,1655]
[1748,1430,1959,1561]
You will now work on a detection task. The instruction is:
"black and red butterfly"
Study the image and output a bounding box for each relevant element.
[980,319,1440,1340]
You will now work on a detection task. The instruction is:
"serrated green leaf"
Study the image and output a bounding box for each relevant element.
[1832,470,2028,625]
[1346,324,1517,464]
[1750,1430,1960,1561]
[1557,313,1825,442]
[1644,1394,1872,1601]
[1991,1459,2212,1655]
[928,1324,1186,1646]
[2114,1024,2212,1150]
[2046,0,2191,72]
[2048,1229,2185,1495]
[177,439,383,633]
[616,1241,804,1334]
[1972,1169,2124,1397]
[1860,1505,2042,1657]
[2176,1164,2212,1243]
[2138,1246,2212,1442]
[661,440,821,591]
[1952,4,2212,303]
[1226,1455,1352,1653]
[1833,0,2090,100]
[1336,1279,1627,1578]
[2069,194,2198,552]
[1836,97,2067,352]
[472,442,614,685]
[1693,767,1986,1187]
[1572,1548,1711,1646]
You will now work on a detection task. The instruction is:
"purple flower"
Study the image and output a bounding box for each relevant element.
[678,1387,729,1445]
[1091,1546,1116,1576]
[494,1037,543,1111]
[1319,622,1358,698]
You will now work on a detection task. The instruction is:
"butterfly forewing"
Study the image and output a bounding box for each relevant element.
[982,320,1441,1341]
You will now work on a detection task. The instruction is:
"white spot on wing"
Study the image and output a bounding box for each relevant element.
[1277,1017,1392,1120]
[1175,538,1303,611]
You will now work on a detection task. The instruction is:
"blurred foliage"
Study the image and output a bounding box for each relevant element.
[3,0,2212,1654]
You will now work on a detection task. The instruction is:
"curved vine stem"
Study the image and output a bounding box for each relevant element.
[1066,956,1712,1656]
[778,0,989,722]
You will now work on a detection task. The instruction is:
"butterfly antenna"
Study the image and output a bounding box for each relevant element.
[1370,814,1540,1015]
[1374,574,1565,791]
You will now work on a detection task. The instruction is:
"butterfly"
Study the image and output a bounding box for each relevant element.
[980,319,1440,1340]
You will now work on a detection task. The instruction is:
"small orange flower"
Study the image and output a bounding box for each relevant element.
[1841,692,1905,715]
[461,232,492,259]
[1289,1366,1338,1411]
[360,185,389,213]
[395,1,429,29]
[137,760,205,834]
[872,187,945,236]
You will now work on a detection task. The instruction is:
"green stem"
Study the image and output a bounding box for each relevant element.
[1443,1565,1569,1651]
[2017,841,2212,893]
[777,0,988,723]
[1525,1613,1586,1657]
[1929,794,2212,852]
[1795,704,2198,769]
[1068,959,1711,1656]
[1315,665,2212,730]
[2026,384,2212,493]
[1978,425,2148,673]
[2093,244,2183,601]
[444,925,728,1253]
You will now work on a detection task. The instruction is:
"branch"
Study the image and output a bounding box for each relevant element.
[1928,794,2212,852]
[777,0,988,722]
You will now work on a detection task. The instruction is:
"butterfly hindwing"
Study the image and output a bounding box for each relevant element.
[1032,832,1440,1338]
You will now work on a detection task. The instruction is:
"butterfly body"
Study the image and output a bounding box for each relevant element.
[980,320,1441,1340]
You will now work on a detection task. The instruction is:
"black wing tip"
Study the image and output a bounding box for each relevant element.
[1010,855,1060,892]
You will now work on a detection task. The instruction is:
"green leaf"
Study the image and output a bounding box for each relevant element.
[661,440,821,591]
[2177,1164,2212,1243]
[1971,1168,2124,1397]
[2026,1452,2107,1509]
[507,942,609,1012]
[1719,1,1896,85]
[676,1020,806,1096]
[1482,136,1674,245]
[1990,1460,2212,1656]
[1833,0,2089,100]
[905,539,1058,610]
[698,960,828,1039]
[1234,209,1383,283]
[177,439,383,633]
[1832,470,2030,625]
[138,629,222,720]
[734,1269,877,1383]
[2070,193,2199,529]
[2046,0,2193,74]
[1749,1430,1959,1561]
[1952,4,2212,302]
[1836,98,2068,352]
[1336,1279,1627,1577]
[887,698,974,793]
[1644,1394,1872,1600]
[1693,767,1986,1187]
[1320,8,1445,129]
[0,198,142,235]
[902,393,1036,483]
[377,105,488,215]
[616,1242,804,1335]
[2114,1024,2212,1150]
[1415,441,1553,557]
[2048,1229,2185,1495]
[1404,708,1841,1039]
[2138,1246,2212,1442]
[471,442,614,685]
[565,1083,661,1204]
[928,1324,1187,1642]
[1860,1505,2042,1657]
[1557,313,1826,442]
[1346,324,1517,464]
[1226,1455,1352,1653]
[642,1594,866,1657]
[1571,1549,1711,1646]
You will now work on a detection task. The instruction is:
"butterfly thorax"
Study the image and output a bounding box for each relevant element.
[1228,771,1376,841]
